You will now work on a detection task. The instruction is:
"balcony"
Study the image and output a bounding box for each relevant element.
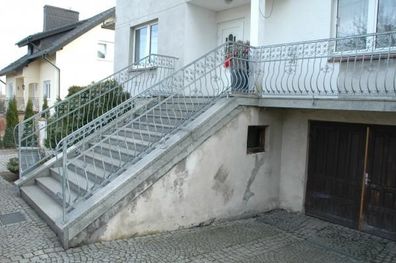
[246,31,396,111]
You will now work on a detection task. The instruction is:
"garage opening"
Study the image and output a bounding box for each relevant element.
[305,121,396,241]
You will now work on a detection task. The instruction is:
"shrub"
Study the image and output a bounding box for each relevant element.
[3,97,18,148]
[41,96,49,118]
[21,99,37,147]
[45,80,130,148]
[7,157,19,174]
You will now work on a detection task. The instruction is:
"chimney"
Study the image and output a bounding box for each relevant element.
[43,5,79,31]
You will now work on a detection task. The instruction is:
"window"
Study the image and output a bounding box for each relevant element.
[97,43,107,59]
[43,80,51,99]
[247,126,267,154]
[7,83,13,98]
[133,22,158,62]
[336,0,396,50]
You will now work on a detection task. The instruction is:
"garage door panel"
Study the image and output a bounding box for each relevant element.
[306,121,366,227]
[364,125,396,239]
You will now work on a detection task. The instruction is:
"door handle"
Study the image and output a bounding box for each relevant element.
[364,172,370,186]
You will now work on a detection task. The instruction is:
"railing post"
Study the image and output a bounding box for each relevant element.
[62,142,67,222]
[18,124,23,177]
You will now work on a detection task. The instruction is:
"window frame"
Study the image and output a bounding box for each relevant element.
[43,80,51,99]
[132,21,158,63]
[97,42,108,60]
[333,0,396,53]
[7,82,14,98]
[246,125,267,154]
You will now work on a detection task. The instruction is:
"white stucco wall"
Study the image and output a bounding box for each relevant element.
[95,107,283,241]
[57,24,115,99]
[184,4,217,64]
[260,0,334,46]
[115,0,252,69]
[115,0,187,70]
[217,4,251,42]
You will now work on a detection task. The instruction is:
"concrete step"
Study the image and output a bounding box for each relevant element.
[36,177,78,207]
[90,141,138,162]
[107,135,151,152]
[139,115,182,126]
[165,96,212,105]
[128,121,175,133]
[67,159,111,183]
[20,185,63,225]
[117,127,164,142]
[80,151,124,172]
[50,167,97,196]
[151,108,192,118]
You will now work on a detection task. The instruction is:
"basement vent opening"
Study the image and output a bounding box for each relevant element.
[247,126,267,154]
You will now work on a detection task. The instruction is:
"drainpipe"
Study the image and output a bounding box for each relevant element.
[0,79,5,85]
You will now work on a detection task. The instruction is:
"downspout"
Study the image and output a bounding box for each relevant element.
[0,79,5,85]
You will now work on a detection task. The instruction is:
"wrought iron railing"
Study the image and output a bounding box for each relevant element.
[17,31,396,221]
[252,31,396,97]
[16,54,178,177]
[56,42,254,220]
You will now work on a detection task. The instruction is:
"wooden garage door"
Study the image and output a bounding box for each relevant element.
[305,121,366,228]
[305,121,396,240]
[363,125,396,240]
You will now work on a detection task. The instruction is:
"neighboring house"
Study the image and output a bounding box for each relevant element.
[15,0,396,248]
[0,5,115,113]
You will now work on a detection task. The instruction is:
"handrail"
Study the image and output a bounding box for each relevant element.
[57,42,255,220]
[16,54,178,177]
[18,31,396,222]
[252,31,396,97]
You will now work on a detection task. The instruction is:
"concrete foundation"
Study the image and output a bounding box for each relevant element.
[67,103,396,244]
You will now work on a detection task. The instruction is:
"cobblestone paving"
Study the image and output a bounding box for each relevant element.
[0,149,17,172]
[0,176,395,262]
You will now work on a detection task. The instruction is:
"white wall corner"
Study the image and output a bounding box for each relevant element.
[250,0,265,46]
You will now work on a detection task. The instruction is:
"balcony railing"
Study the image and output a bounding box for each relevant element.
[252,31,396,98]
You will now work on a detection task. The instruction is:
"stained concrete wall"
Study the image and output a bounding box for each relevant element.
[94,107,283,242]
[278,109,396,212]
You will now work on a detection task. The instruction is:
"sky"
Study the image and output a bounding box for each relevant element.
[0,0,115,86]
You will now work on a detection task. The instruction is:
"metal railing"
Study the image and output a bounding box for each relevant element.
[17,31,396,221]
[16,54,178,177]
[56,42,254,220]
[252,31,396,97]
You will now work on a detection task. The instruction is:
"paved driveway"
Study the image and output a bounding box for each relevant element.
[0,176,395,263]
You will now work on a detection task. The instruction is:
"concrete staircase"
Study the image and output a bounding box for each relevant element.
[18,96,222,247]
[15,42,250,248]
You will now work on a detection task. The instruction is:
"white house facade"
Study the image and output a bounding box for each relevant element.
[109,0,396,242]
[13,0,396,248]
[0,6,115,112]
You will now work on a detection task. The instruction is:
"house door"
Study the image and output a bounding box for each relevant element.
[217,19,244,45]
[305,121,396,240]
